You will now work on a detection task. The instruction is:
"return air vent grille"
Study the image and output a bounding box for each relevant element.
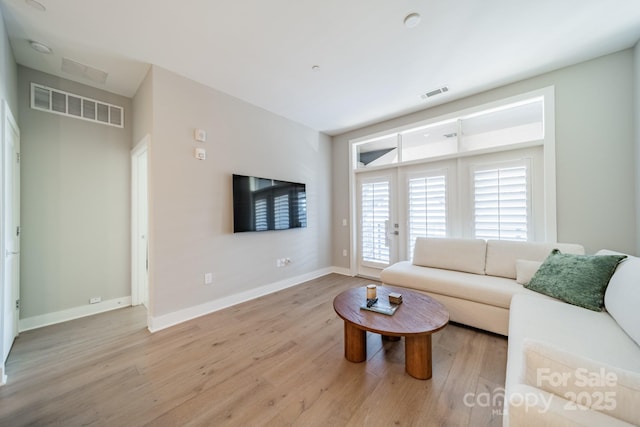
[30,83,124,128]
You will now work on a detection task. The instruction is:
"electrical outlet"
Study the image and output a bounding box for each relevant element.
[277,258,291,267]
[204,273,213,285]
[342,249,348,257]
[89,297,101,304]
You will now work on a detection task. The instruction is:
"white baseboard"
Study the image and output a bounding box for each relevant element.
[0,365,6,386]
[19,296,132,332]
[149,267,338,333]
[17,268,352,334]
[331,266,353,276]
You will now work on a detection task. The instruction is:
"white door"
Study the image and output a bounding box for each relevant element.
[131,138,149,308]
[2,102,20,364]
[356,171,398,278]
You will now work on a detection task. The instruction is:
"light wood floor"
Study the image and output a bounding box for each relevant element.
[0,274,507,426]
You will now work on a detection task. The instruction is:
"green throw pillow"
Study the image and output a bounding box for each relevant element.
[525,249,626,311]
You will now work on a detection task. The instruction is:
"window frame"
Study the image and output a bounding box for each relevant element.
[348,87,556,276]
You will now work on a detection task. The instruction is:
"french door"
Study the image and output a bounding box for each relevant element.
[355,163,451,279]
[356,171,398,278]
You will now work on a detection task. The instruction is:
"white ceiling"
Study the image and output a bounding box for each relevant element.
[1,0,640,136]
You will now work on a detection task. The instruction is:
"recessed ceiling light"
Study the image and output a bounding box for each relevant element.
[312,65,320,71]
[404,12,421,28]
[29,40,52,54]
[25,0,46,12]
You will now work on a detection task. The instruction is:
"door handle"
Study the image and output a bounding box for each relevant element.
[6,250,19,257]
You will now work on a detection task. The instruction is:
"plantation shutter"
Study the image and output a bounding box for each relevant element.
[361,179,390,264]
[408,174,447,259]
[473,162,529,241]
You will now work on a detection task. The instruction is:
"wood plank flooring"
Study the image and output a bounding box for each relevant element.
[0,274,507,426]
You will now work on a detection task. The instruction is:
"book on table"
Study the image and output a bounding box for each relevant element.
[360,299,399,316]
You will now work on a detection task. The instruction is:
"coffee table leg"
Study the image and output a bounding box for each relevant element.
[405,335,432,379]
[344,321,366,362]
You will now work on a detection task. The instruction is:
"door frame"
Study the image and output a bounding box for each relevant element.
[1,100,20,385]
[131,136,149,311]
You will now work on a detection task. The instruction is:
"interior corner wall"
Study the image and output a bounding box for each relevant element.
[18,66,133,321]
[132,67,153,147]
[0,8,16,115]
[147,66,332,319]
[332,49,637,265]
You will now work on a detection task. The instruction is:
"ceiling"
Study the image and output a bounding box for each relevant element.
[1,0,640,136]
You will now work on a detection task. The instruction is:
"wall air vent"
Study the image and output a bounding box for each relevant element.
[421,86,449,100]
[30,83,124,128]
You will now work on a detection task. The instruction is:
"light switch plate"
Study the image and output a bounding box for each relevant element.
[194,128,207,142]
[195,147,206,160]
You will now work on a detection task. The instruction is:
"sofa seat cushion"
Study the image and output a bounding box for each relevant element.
[506,294,640,405]
[508,384,635,427]
[485,240,585,279]
[380,261,553,309]
[520,340,640,425]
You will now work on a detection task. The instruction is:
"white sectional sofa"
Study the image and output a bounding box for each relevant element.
[380,238,640,426]
[380,237,585,336]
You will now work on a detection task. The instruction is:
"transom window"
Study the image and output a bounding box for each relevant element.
[354,96,544,170]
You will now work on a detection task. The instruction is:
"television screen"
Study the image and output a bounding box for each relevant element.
[233,174,307,233]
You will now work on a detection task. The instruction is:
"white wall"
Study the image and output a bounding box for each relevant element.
[140,66,332,326]
[635,41,640,256]
[18,67,133,323]
[333,49,637,265]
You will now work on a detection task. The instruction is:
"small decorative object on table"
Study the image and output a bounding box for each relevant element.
[366,284,377,299]
[389,292,403,305]
[361,284,399,315]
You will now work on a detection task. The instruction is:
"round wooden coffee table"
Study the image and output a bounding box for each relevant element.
[333,285,449,379]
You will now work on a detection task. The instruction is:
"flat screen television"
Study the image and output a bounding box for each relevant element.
[232,174,307,233]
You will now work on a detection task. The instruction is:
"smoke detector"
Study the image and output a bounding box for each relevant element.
[29,40,52,54]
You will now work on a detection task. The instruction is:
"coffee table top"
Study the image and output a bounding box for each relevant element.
[333,285,449,337]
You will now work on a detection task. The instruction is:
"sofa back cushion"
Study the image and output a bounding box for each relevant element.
[485,240,585,279]
[601,250,640,346]
[412,237,486,275]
